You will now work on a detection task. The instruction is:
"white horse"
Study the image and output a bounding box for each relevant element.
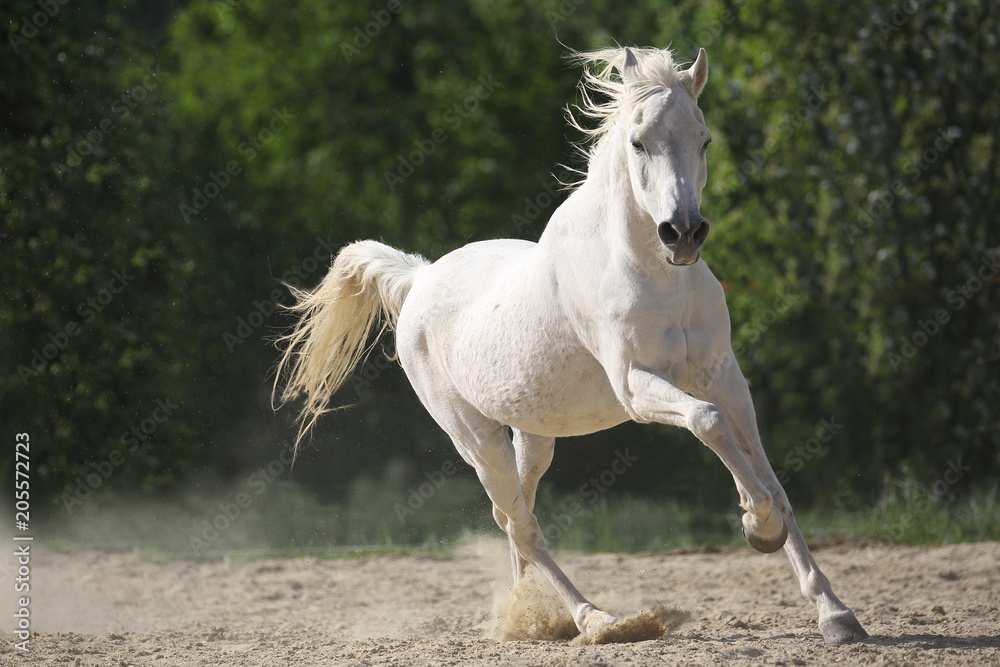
[276,46,868,645]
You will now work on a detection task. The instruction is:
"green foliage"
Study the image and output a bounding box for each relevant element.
[697,0,1000,499]
[2,0,998,540]
[1,1,205,504]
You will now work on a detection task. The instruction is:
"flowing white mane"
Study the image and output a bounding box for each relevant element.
[564,46,684,183]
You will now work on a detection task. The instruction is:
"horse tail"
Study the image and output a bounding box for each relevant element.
[274,240,430,449]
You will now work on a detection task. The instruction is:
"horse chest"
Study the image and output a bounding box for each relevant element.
[623,267,731,391]
[660,325,688,358]
[632,317,726,393]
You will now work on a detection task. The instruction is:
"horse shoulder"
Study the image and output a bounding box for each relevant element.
[689,262,731,327]
[684,262,735,368]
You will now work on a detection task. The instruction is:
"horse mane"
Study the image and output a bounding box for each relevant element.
[561,46,682,187]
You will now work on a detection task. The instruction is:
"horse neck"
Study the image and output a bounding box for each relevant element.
[552,136,663,273]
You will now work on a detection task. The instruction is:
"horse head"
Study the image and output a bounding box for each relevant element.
[617,47,712,266]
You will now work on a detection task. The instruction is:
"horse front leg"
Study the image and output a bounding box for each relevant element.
[625,366,788,551]
[697,352,869,645]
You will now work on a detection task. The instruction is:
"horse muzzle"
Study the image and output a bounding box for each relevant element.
[658,217,710,265]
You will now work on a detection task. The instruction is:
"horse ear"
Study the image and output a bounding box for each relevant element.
[682,48,709,98]
[620,47,639,85]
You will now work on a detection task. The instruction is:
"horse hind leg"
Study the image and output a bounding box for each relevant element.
[491,503,522,585]
[397,349,611,636]
[495,430,557,583]
[512,430,556,514]
[451,417,613,636]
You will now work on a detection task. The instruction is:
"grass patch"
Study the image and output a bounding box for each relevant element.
[798,468,1000,545]
[533,487,743,553]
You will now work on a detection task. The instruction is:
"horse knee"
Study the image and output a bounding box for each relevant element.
[687,403,726,443]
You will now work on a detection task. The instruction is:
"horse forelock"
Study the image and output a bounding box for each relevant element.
[562,46,684,188]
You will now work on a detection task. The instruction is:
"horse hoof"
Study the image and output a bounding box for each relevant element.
[741,509,787,553]
[819,610,869,645]
[580,608,617,636]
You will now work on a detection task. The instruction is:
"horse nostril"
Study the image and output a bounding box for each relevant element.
[657,222,681,246]
[692,218,710,246]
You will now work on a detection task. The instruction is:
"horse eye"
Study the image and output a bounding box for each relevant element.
[701,138,712,153]
[631,140,645,154]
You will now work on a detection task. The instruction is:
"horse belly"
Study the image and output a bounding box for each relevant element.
[460,333,629,437]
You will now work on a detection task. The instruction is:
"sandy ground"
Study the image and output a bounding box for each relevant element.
[3,539,998,665]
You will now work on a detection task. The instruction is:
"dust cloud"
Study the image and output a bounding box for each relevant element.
[482,538,690,644]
